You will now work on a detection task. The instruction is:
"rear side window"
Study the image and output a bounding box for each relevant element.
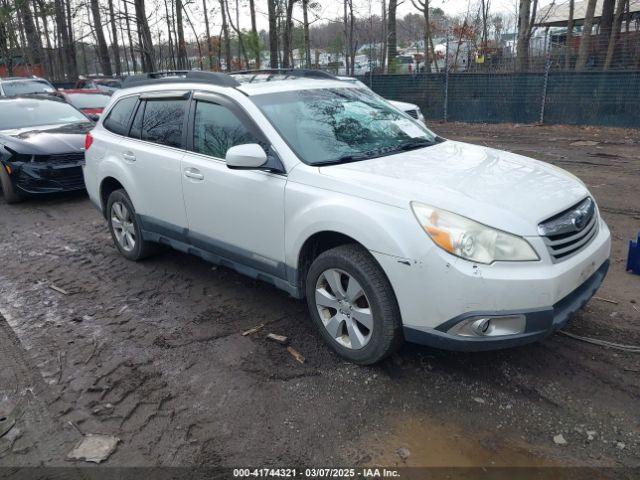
[141,99,186,148]
[193,101,258,159]
[103,96,137,135]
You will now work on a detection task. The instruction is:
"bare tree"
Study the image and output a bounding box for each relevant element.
[267,0,278,67]
[575,0,597,70]
[16,0,44,74]
[54,0,77,79]
[108,0,122,75]
[202,0,214,69]
[387,0,398,72]
[225,0,249,67]
[122,0,138,73]
[411,0,436,72]
[516,0,539,71]
[134,0,156,71]
[302,0,311,67]
[565,0,574,69]
[603,0,626,69]
[175,0,188,68]
[281,0,296,68]
[219,0,231,70]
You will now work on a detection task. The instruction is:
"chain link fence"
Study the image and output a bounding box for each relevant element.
[358,70,640,128]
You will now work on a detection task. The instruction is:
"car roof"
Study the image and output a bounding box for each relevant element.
[117,70,361,98]
[0,76,48,82]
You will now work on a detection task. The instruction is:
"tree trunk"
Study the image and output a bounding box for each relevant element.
[183,3,204,69]
[65,0,78,74]
[202,0,214,69]
[163,0,176,69]
[342,0,349,74]
[249,0,260,67]
[412,0,432,73]
[33,0,54,78]
[575,0,597,70]
[268,0,278,67]
[603,0,625,69]
[565,0,574,69]
[381,0,387,72]
[387,0,398,73]
[282,0,295,68]
[225,0,249,68]
[175,0,188,69]
[17,0,44,71]
[90,0,113,75]
[53,0,77,79]
[134,0,156,71]
[302,0,310,67]
[516,0,531,71]
[122,0,138,73]
[108,0,121,75]
[219,0,232,70]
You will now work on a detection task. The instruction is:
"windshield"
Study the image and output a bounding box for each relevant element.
[0,100,89,130]
[2,80,55,96]
[252,88,436,165]
[67,93,110,109]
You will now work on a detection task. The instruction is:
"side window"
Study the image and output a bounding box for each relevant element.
[103,96,138,135]
[141,99,186,148]
[193,101,258,159]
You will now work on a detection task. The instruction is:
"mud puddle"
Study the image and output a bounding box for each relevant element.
[365,416,556,467]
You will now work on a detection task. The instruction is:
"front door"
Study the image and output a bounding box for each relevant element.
[180,93,287,279]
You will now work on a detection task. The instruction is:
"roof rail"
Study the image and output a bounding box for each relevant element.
[230,69,337,82]
[122,70,240,89]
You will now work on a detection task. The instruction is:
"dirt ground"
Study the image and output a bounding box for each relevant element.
[0,122,639,472]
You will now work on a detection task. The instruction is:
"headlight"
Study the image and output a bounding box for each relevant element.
[411,202,539,264]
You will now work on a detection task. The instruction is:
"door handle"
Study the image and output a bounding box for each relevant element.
[122,151,136,162]
[184,167,204,180]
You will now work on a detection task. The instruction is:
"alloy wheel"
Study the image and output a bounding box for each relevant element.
[315,268,374,349]
[111,201,136,252]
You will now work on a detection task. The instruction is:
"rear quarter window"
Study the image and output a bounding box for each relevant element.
[103,96,138,135]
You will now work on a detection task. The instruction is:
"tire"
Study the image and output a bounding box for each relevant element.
[106,189,157,261]
[0,167,22,204]
[305,244,403,365]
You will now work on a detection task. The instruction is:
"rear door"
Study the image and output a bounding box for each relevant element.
[180,92,287,279]
[115,91,189,232]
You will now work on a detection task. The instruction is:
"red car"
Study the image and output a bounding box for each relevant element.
[57,89,111,118]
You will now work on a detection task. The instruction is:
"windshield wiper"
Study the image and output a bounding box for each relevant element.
[392,139,436,152]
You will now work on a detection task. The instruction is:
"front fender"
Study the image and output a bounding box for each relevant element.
[285,180,433,272]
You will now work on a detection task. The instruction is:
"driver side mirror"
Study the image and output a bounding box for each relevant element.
[225,144,267,169]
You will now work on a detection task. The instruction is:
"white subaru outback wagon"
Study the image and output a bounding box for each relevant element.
[83,70,611,364]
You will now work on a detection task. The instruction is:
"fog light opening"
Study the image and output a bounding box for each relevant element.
[447,314,526,338]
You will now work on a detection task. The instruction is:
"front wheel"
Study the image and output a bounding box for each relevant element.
[0,167,22,204]
[305,244,403,364]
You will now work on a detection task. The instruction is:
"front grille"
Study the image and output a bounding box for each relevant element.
[49,166,85,189]
[539,197,598,262]
[405,109,419,119]
[35,152,85,165]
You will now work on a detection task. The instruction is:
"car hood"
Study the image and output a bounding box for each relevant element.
[0,122,91,155]
[317,140,590,236]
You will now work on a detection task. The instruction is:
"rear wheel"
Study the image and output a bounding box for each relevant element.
[106,189,156,261]
[305,244,403,364]
[0,167,22,204]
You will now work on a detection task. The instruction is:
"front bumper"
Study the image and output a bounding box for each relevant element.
[8,161,86,194]
[403,259,609,351]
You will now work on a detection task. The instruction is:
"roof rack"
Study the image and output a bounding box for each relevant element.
[122,71,240,89]
[230,69,337,83]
